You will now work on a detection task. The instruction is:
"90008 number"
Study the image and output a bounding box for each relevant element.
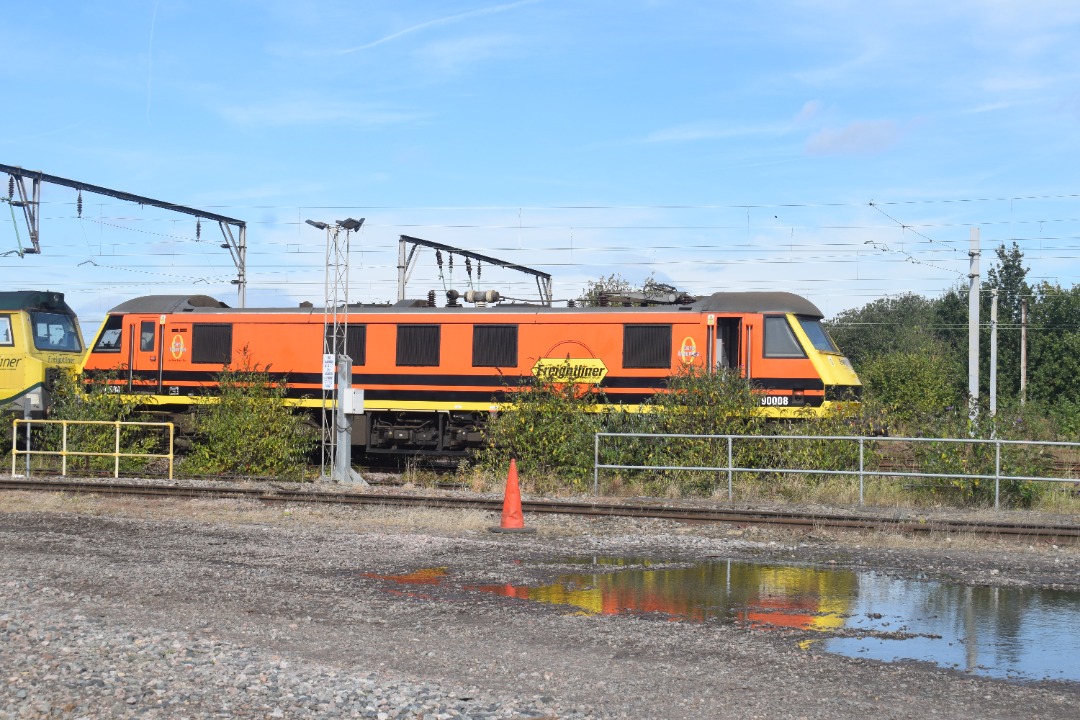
[759,395,790,407]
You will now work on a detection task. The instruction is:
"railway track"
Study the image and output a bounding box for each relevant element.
[2,476,1079,541]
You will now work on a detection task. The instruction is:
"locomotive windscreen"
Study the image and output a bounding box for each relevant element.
[30,311,82,352]
[797,317,839,353]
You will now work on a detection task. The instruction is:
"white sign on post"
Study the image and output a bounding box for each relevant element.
[322,353,336,390]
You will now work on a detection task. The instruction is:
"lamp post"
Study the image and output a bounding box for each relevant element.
[306,217,366,484]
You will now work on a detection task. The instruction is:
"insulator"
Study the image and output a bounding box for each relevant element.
[77,191,83,217]
[465,257,472,278]
[449,253,454,271]
[567,299,576,307]
[464,289,501,304]
[427,290,436,307]
[435,249,443,269]
[446,289,460,307]
[598,294,609,307]
[7,175,12,199]
[196,219,201,240]
[477,261,482,280]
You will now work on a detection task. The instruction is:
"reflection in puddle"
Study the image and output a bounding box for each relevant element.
[362,558,1080,683]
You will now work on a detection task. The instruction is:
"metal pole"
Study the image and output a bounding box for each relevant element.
[114,421,121,479]
[61,422,68,477]
[23,406,31,477]
[593,434,599,496]
[238,224,247,307]
[990,288,998,423]
[859,437,865,505]
[398,237,407,302]
[968,227,981,423]
[1020,297,1028,405]
[994,439,1001,510]
[321,224,334,480]
[727,436,733,501]
[334,355,365,484]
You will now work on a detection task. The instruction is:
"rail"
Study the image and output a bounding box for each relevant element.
[593,432,1080,509]
[10,419,174,480]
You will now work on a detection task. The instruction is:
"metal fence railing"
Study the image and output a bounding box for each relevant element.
[10,419,175,480]
[593,432,1080,509]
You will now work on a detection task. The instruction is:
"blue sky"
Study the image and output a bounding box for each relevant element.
[3,1,1079,331]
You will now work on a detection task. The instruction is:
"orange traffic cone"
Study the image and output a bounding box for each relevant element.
[489,459,536,534]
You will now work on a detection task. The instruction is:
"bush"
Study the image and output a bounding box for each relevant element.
[182,351,317,480]
[476,373,615,493]
[858,349,960,430]
[904,404,1049,507]
[478,365,769,497]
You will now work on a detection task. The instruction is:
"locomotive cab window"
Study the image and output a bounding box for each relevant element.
[473,325,518,367]
[192,323,233,364]
[0,315,12,346]
[623,324,672,369]
[763,316,806,358]
[140,321,155,352]
[325,325,366,365]
[397,325,440,367]
[797,316,840,353]
[31,311,81,352]
[93,315,123,352]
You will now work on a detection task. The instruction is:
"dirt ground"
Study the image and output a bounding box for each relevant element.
[1,489,1078,719]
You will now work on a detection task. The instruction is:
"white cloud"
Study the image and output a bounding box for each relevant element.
[805,120,904,156]
[329,0,541,55]
[642,121,789,144]
[794,100,823,124]
[416,34,518,74]
[219,99,422,128]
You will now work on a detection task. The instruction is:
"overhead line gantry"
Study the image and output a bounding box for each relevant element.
[0,163,249,307]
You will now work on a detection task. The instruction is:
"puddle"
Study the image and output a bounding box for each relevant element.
[364,558,1080,683]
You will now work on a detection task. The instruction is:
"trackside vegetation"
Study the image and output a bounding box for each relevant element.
[180,351,317,480]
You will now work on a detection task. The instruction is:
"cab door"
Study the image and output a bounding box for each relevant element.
[132,317,164,394]
[706,315,742,372]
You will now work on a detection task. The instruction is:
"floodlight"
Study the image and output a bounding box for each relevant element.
[337,217,365,232]
[305,219,329,230]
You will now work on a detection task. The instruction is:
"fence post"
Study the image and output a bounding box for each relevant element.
[994,438,1001,510]
[593,433,599,497]
[859,437,865,505]
[114,421,121,479]
[727,436,733,502]
[24,411,32,478]
[168,423,175,481]
[61,421,68,477]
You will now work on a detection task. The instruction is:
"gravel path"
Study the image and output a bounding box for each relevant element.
[1,490,1079,719]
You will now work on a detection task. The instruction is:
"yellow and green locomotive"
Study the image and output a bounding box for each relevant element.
[0,291,85,418]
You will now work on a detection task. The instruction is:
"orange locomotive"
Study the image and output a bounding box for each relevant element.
[80,291,861,456]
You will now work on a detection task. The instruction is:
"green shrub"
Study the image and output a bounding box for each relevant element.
[476,373,614,492]
[858,349,960,430]
[182,351,317,480]
[904,404,1049,507]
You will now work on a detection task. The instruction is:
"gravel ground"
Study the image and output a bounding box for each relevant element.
[1,485,1079,719]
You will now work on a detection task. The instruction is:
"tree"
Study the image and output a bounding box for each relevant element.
[827,293,942,365]
[982,242,1030,400]
[1027,282,1080,406]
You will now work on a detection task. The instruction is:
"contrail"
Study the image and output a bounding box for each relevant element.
[147,0,160,123]
[332,0,539,55]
